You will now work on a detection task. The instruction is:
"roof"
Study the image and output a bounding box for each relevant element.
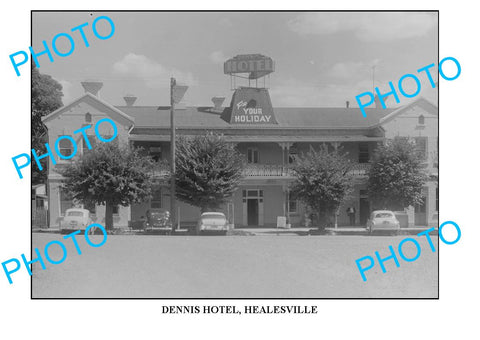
[378,97,438,126]
[43,92,135,126]
[116,105,395,131]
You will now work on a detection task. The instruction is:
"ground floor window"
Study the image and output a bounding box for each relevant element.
[288,199,298,213]
[151,186,162,208]
[59,189,73,215]
[415,193,427,213]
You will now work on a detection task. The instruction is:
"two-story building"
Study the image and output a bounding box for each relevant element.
[41,81,438,229]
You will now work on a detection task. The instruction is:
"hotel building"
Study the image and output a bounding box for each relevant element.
[41,57,438,229]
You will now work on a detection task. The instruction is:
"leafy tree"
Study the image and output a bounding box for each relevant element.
[60,142,155,230]
[32,63,63,184]
[290,145,354,230]
[175,133,244,212]
[367,138,429,210]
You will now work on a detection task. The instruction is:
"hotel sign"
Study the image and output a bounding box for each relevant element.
[224,54,275,79]
[223,87,277,125]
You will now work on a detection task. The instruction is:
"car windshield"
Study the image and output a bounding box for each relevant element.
[67,211,84,217]
[375,213,394,218]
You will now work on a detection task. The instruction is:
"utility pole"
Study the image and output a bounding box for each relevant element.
[170,77,176,228]
[372,65,376,94]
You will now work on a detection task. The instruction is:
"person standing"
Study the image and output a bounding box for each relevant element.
[346,206,356,226]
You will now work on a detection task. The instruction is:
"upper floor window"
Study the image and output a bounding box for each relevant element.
[149,146,162,162]
[82,134,97,153]
[418,115,425,125]
[358,143,369,163]
[85,113,92,123]
[288,148,297,164]
[247,148,259,164]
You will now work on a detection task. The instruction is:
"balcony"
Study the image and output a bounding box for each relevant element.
[152,162,170,178]
[349,163,371,177]
[152,162,371,179]
[243,164,293,177]
[243,163,371,178]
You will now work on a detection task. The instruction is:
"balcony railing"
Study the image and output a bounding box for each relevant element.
[348,163,371,177]
[152,162,371,179]
[152,162,170,178]
[243,164,293,177]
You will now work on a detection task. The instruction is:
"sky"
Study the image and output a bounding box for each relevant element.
[32,11,438,108]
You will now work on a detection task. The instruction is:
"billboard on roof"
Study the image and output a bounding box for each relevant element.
[224,54,275,79]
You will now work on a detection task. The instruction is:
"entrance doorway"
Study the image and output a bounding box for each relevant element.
[247,199,259,226]
[359,190,370,226]
[242,189,264,227]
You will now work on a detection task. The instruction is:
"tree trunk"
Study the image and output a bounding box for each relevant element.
[105,201,114,230]
[317,206,332,230]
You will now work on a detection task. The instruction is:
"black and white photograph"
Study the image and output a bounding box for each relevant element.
[29,10,439,298]
[2,1,479,339]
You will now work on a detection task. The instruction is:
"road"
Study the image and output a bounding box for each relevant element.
[31,233,438,298]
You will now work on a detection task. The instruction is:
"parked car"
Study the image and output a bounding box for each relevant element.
[60,208,92,234]
[144,208,173,234]
[366,210,401,235]
[196,212,229,235]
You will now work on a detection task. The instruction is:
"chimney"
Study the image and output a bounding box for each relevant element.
[211,97,225,111]
[374,94,389,108]
[81,81,103,96]
[346,100,350,108]
[123,94,137,107]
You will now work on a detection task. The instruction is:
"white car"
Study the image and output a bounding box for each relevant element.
[196,212,229,235]
[366,210,400,235]
[60,208,92,233]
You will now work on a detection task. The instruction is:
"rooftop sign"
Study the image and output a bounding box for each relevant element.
[224,54,275,80]
[221,87,277,125]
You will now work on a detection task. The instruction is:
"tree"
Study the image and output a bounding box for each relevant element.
[367,138,429,210]
[32,62,63,184]
[175,133,245,212]
[290,145,354,230]
[60,142,155,230]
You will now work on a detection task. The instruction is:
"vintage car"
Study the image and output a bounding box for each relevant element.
[366,210,401,235]
[60,208,92,234]
[144,208,173,234]
[196,212,229,235]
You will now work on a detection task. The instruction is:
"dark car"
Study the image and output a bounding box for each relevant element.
[144,208,173,234]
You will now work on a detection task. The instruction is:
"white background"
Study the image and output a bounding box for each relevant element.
[0,1,478,339]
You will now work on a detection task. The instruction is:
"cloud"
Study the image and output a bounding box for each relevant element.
[269,76,391,108]
[327,61,368,79]
[288,12,436,42]
[112,53,197,88]
[209,50,227,64]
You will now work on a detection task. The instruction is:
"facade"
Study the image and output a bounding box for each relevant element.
[41,80,438,229]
